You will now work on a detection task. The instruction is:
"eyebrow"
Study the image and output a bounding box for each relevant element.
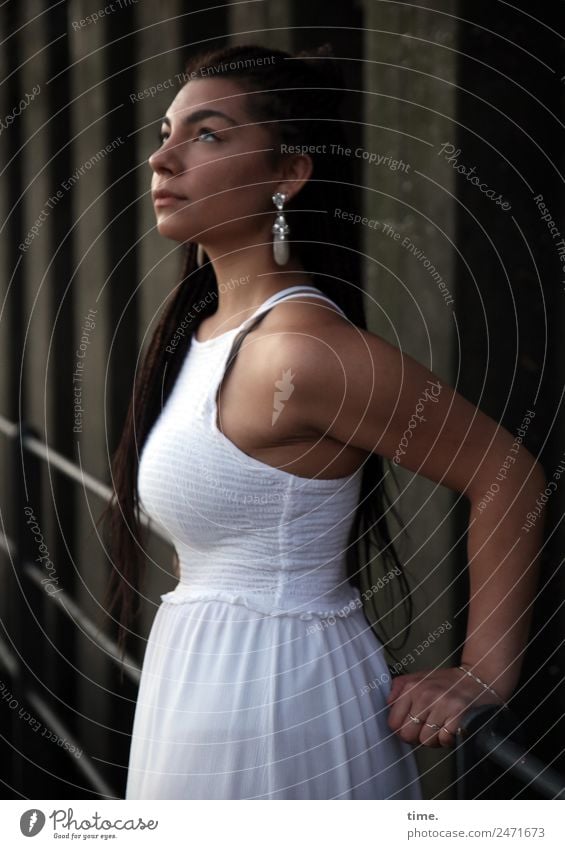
[160,109,239,128]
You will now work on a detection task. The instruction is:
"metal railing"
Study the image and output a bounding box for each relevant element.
[455,704,565,799]
[1,414,564,799]
[0,414,171,798]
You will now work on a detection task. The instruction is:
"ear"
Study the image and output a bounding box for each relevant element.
[275,153,313,203]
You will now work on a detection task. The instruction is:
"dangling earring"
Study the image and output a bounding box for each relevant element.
[272,191,290,266]
[196,243,205,267]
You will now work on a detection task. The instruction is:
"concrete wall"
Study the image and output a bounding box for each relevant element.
[361,0,461,797]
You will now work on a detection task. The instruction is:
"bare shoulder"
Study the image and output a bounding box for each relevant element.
[248,304,391,382]
[242,295,358,382]
[240,302,375,428]
[234,296,357,435]
[257,293,350,340]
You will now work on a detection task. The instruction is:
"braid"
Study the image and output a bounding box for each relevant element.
[97,41,414,663]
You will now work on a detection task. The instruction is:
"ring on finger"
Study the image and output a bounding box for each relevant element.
[408,712,422,724]
[424,720,442,730]
[440,725,463,736]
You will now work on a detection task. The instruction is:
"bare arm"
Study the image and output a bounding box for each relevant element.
[460,454,546,700]
[262,324,547,744]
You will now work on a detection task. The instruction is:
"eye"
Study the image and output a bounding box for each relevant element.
[194,126,220,142]
[157,126,220,146]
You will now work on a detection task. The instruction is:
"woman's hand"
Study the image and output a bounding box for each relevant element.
[386,666,508,748]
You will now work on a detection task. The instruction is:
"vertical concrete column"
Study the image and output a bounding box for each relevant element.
[20,3,52,435]
[135,2,186,348]
[228,0,293,52]
[19,0,73,727]
[133,3,186,631]
[360,1,461,797]
[0,0,25,651]
[67,0,116,762]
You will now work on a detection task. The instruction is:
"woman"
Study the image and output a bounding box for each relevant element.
[101,43,546,799]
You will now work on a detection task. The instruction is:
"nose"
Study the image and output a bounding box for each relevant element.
[148,148,170,173]
[148,137,180,174]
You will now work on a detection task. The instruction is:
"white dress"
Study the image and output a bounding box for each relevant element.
[125,285,422,799]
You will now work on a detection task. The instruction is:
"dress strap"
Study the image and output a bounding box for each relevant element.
[196,286,346,418]
[222,286,346,383]
[244,285,347,323]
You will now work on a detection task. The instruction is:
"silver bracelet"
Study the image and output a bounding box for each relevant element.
[458,664,508,707]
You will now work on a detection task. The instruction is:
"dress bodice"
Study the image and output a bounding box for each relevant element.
[138,285,365,619]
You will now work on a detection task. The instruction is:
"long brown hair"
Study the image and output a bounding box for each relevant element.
[96,42,414,665]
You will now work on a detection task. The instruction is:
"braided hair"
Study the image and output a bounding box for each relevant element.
[96,42,414,665]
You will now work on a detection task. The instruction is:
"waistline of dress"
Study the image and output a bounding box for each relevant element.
[159,585,366,621]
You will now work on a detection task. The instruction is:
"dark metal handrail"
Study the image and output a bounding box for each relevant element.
[456,704,565,799]
[0,414,165,797]
[0,412,170,544]
[0,638,117,798]
[1,414,564,799]
[0,532,141,686]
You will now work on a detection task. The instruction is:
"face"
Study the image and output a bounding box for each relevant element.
[149,78,292,247]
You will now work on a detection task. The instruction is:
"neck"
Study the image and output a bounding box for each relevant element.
[200,240,314,320]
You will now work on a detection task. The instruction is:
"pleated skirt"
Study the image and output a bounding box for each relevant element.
[125,597,422,800]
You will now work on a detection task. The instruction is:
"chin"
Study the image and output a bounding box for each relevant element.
[155,220,193,241]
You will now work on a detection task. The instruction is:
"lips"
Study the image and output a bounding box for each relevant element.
[152,188,187,202]
[153,189,188,206]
